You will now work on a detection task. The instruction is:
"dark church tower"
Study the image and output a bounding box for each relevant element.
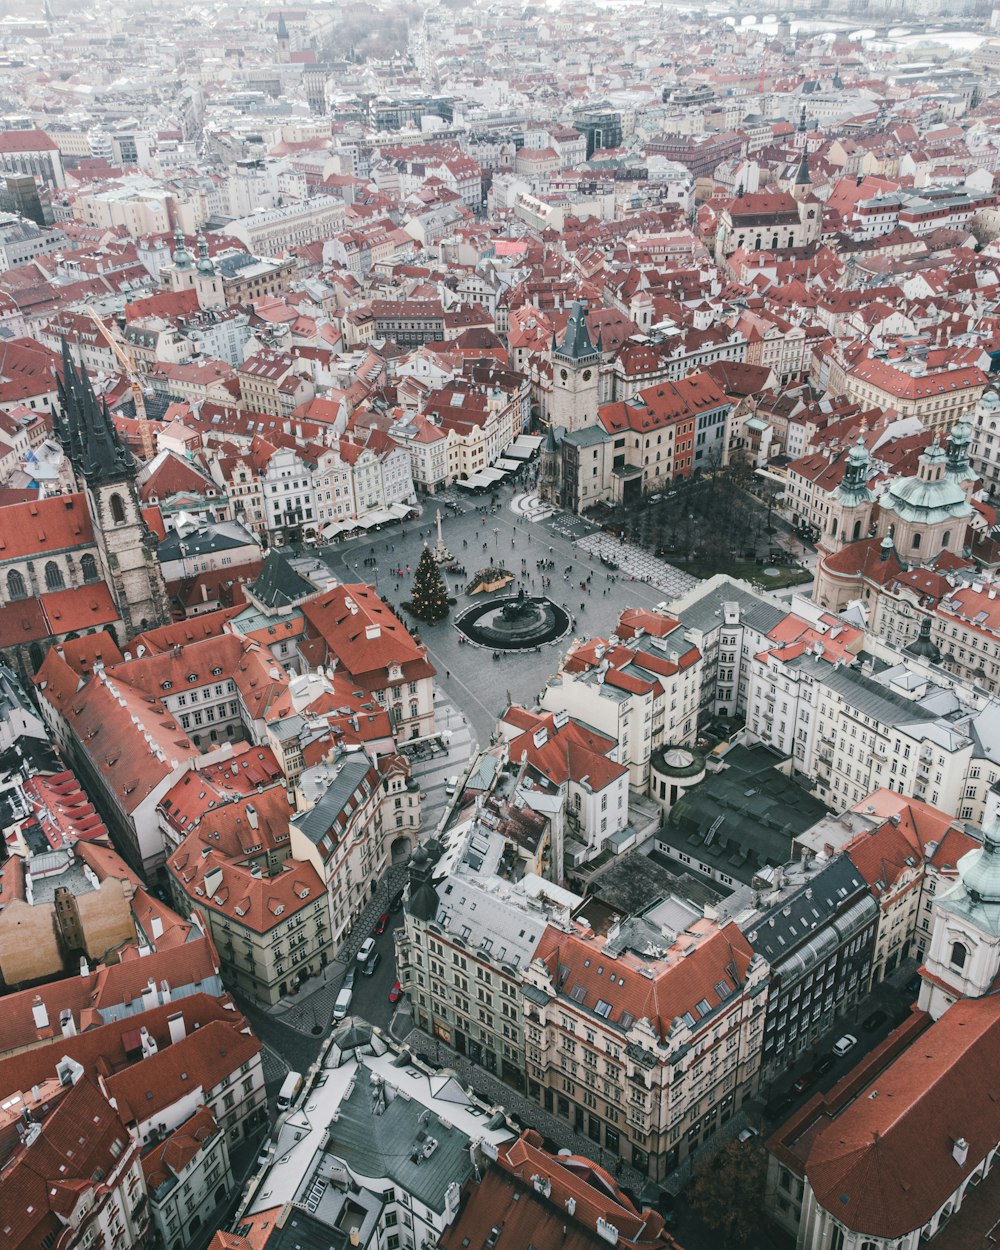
[54,341,171,638]
[276,12,291,62]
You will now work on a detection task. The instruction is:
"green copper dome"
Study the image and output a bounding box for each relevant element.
[880,438,972,526]
[961,822,1000,908]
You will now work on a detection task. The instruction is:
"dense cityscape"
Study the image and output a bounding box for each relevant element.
[0,0,999,1247]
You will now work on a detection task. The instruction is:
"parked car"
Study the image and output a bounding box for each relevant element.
[445,775,459,796]
[832,1033,858,1056]
[374,912,390,935]
[737,1127,758,1143]
[389,980,402,1003]
[356,937,376,964]
[341,967,356,992]
[333,985,353,1022]
[362,951,381,977]
[814,1054,836,1076]
[389,888,406,912]
[766,1093,795,1120]
[792,1071,817,1096]
[863,1010,888,1032]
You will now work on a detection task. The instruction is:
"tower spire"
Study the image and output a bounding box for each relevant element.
[58,338,137,484]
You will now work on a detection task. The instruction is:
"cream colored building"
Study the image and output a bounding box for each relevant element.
[166,846,334,1005]
[290,751,419,946]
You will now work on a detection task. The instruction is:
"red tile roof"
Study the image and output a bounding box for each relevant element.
[300,582,435,686]
[535,919,754,1041]
[441,1130,676,1250]
[0,492,93,560]
[806,995,1000,1238]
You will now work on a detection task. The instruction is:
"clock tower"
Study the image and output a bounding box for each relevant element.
[548,301,600,434]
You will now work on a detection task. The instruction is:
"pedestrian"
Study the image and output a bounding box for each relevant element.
[446,670,450,680]
[580,602,585,611]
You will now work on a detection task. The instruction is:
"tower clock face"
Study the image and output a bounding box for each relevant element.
[560,369,568,381]
[582,370,592,381]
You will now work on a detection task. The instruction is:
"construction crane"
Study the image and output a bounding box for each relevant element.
[84,307,155,460]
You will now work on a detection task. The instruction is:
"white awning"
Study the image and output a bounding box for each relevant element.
[496,457,522,471]
[505,434,543,459]
[388,502,415,519]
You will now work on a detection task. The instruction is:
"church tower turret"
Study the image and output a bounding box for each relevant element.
[821,437,874,549]
[920,813,1000,1020]
[55,341,171,638]
[276,12,291,62]
[549,301,600,434]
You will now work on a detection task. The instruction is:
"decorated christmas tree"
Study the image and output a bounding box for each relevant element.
[407,546,449,622]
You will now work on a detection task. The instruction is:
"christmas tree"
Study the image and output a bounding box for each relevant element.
[407,546,449,623]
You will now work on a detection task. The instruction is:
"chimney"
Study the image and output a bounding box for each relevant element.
[151,915,164,940]
[953,1137,969,1167]
[60,1009,76,1038]
[79,956,89,977]
[31,997,49,1031]
[246,803,259,830]
[167,1012,186,1045]
[142,978,158,1011]
[140,1027,158,1058]
[365,623,380,640]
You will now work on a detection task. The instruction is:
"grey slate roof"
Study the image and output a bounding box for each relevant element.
[327,1072,477,1213]
[250,549,316,609]
[663,744,831,887]
[673,579,785,636]
[293,753,372,847]
[553,300,598,363]
[158,522,255,561]
[745,857,874,963]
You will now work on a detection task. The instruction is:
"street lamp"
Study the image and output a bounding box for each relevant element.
[493,527,499,546]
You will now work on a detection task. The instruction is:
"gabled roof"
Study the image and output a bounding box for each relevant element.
[249,549,316,610]
[806,995,1000,1238]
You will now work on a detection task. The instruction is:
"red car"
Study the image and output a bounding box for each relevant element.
[389,980,402,1003]
[792,1071,817,1096]
[374,912,390,935]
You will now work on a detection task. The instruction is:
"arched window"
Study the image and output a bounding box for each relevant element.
[81,553,99,583]
[44,561,64,592]
[942,530,951,548]
[951,941,968,970]
[852,519,862,540]
[109,494,126,524]
[912,532,921,551]
[831,517,838,537]
[6,568,26,600]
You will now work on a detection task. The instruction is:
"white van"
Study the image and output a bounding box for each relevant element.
[333,985,353,1021]
[276,1070,303,1113]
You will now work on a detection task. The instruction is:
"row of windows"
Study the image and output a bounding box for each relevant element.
[7,554,100,600]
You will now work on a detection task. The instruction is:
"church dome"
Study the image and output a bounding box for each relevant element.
[960,821,1000,907]
[880,438,972,526]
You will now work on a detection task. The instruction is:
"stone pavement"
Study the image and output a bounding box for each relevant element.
[576,534,699,600]
[510,490,555,522]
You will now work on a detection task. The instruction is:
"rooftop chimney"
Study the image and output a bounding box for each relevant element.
[31,997,48,1031]
[167,1012,186,1046]
[953,1137,969,1167]
[246,803,259,830]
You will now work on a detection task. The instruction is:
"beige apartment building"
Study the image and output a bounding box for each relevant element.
[522,909,766,1180]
